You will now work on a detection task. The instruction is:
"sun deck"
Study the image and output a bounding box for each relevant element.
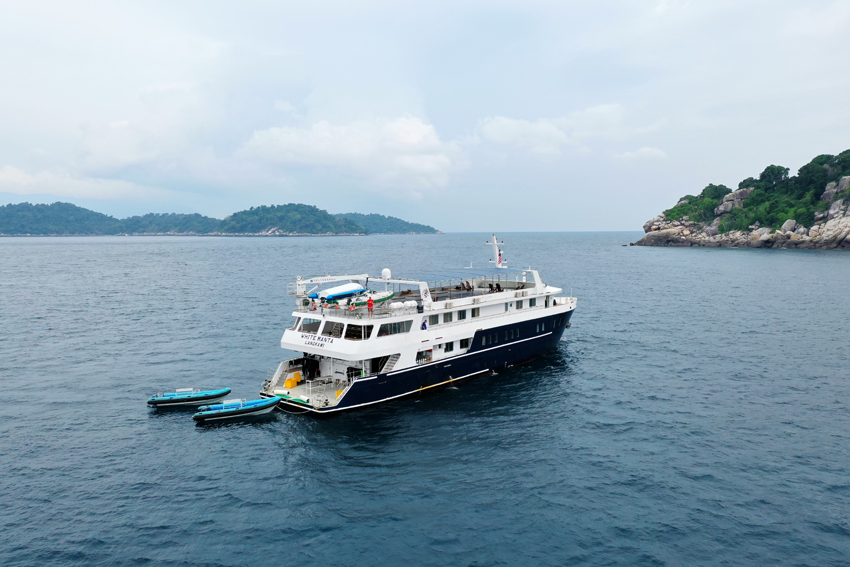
[293,268,543,320]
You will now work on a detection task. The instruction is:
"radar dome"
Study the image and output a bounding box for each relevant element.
[381,268,391,279]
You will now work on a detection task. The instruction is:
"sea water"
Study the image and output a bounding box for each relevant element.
[1,233,849,566]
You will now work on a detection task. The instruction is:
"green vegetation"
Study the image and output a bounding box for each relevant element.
[334,212,437,233]
[0,202,440,236]
[0,202,122,235]
[663,184,732,224]
[663,150,850,233]
[121,213,222,234]
[217,204,365,234]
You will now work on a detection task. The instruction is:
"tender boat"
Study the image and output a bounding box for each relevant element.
[147,388,231,407]
[260,235,577,414]
[308,282,366,302]
[192,397,279,423]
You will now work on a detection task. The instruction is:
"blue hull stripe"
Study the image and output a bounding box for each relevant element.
[272,310,573,414]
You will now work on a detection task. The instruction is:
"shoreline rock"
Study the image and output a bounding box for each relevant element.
[636,176,850,250]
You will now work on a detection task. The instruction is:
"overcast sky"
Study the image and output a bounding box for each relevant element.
[1,0,848,231]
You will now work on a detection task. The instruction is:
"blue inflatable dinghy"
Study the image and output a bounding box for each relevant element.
[147,388,231,407]
[193,397,279,423]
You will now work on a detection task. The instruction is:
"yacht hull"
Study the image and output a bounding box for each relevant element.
[264,310,573,414]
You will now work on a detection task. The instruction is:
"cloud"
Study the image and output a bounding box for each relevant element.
[478,104,659,157]
[142,82,194,94]
[610,147,668,163]
[479,116,573,156]
[0,165,168,200]
[240,116,459,193]
[274,100,298,114]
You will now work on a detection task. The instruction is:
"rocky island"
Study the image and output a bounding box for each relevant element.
[636,150,850,249]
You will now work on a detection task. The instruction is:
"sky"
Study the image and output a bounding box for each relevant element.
[1,0,848,231]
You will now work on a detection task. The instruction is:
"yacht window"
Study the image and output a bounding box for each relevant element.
[471,308,480,318]
[290,317,301,331]
[429,314,439,326]
[529,298,537,308]
[505,303,510,312]
[517,300,523,310]
[458,310,467,320]
[377,320,413,337]
[344,324,374,340]
[444,312,453,324]
[300,318,322,334]
[444,341,454,353]
[416,349,432,364]
[321,322,345,338]
[494,333,498,344]
[460,338,470,349]
[481,336,487,346]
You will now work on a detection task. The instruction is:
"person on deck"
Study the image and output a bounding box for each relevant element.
[367,296,374,318]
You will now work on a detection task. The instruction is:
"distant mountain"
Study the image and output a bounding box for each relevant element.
[334,212,438,234]
[0,202,439,236]
[218,204,365,234]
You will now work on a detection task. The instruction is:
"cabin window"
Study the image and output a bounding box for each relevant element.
[322,322,345,338]
[444,341,454,353]
[429,314,439,326]
[516,300,523,310]
[300,318,322,333]
[505,303,510,312]
[494,333,498,344]
[377,320,413,337]
[444,312,453,324]
[481,336,487,346]
[460,338,470,349]
[471,308,480,318]
[529,298,536,308]
[458,310,467,320]
[344,324,374,340]
[289,317,301,330]
[416,349,432,364]
[545,295,551,308]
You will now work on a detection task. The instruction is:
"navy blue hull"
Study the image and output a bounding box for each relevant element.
[269,310,573,414]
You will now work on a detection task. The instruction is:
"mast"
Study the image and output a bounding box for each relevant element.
[486,234,507,269]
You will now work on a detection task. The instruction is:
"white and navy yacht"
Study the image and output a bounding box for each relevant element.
[260,236,577,414]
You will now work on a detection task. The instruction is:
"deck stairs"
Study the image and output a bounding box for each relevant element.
[382,353,400,373]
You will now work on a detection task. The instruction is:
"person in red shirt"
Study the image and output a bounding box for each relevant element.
[367,296,374,318]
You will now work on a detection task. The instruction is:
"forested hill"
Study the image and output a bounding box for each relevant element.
[656,149,850,232]
[334,212,438,233]
[217,204,365,234]
[0,202,440,235]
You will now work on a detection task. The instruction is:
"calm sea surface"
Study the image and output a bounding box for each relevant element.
[2,233,849,566]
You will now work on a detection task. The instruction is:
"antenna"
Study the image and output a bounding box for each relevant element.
[485,234,507,269]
